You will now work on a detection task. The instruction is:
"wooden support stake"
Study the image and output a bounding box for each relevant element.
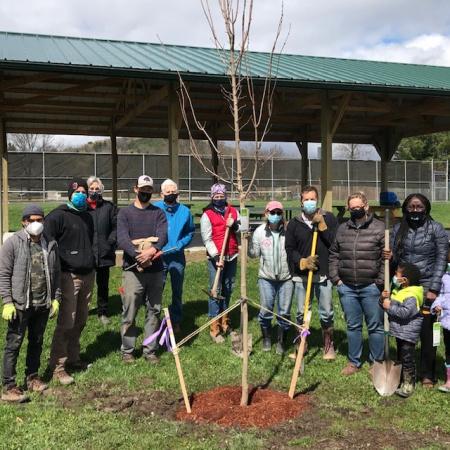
[320,92,333,212]
[288,229,319,399]
[163,308,191,413]
[240,233,249,406]
[0,119,8,236]
[110,124,118,206]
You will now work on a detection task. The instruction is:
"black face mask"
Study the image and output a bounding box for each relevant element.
[89,191,101,201]
[213,199,227,209]
[350,208,366,221]
[137,191,152,203]
[164,193,178,204]
[406,210,426,225]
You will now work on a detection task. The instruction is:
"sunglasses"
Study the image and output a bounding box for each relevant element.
[269,210,283,216]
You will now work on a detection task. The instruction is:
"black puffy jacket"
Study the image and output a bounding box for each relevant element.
[391,219,448,294]
[329,214,385,287]
[88,200,118,268]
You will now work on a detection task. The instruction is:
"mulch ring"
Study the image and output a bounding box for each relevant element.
[176,385,310,428]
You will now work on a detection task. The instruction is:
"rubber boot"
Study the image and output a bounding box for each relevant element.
[210,320,225,343]
[396,372,415,398]
[276,327,288,355]
[221,314,232,336]
[322,327,336,360]
[260,326,271,352]
[438,365,450,393]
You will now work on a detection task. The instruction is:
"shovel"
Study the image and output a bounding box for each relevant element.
[372,209,402,396]
[202,214,232,301]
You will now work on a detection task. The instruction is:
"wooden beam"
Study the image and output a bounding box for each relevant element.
[115,84,168,130]
[373,128,402,192]
[111,121,118,205]
[0,118,8,235]
[330,93,351,137]
[320,92,333,211]
[296,140,309,188]
[168,83,182,183]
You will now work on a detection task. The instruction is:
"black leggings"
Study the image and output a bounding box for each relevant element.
[420,313,437,381]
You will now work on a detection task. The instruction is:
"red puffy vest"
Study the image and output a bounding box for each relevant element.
[204,206,239,256]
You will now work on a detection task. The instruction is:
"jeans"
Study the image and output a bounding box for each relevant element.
[258,278,293,330]
[162,253,186,324]
[120,270,164,355]
[49,271,95,371]
[207,258,237,318]
[337,283,384,367]
[294,279,334,328]
[96,266,110,317]
[396,338,416,381]
[2,307,49,388]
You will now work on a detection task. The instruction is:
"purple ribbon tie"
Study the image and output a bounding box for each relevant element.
[293,328,311,343]
[143,318,172,352]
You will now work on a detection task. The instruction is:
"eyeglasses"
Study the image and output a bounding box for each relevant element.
[269,210,283,216]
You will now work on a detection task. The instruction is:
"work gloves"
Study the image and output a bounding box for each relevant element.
[49,299,60,319]
[2,303,16,321]
[299,255,319,271]
[311,213,327,232]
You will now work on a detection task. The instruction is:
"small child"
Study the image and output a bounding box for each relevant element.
[381,262,423,398]
[431,255,450,393]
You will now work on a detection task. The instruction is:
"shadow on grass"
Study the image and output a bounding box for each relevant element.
[89,295,123,318]
[82,329,124,363]
[177,299,209,347]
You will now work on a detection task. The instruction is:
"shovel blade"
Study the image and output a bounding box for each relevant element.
[372,360,402,396]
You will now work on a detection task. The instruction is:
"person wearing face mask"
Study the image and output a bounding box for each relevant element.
[154,179,194,334]
[385,193,448,387]
[0,205,61,402]
[380,263,423,397]
[329,192,385,376]
[200,183,240,343]
[117,175,168,364]
[44,179,95,385]
[285,185,338,359]
[86,176,117,325]
[249,201,293,354]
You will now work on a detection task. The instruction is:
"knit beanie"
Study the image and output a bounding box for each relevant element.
[68,178,88,199]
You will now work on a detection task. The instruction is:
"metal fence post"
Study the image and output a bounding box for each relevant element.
[375,160,379,200]
[142,154,145,174]
[231,156,234,200]
[346,159,350,196]
[188,154,192,201]
[271,156,274,198]
[94,152,97,177]
[308,158,312,185]
[446,159,449,202]
[431,159,434,201]
[42,151,46,201]
[404,160,407,199]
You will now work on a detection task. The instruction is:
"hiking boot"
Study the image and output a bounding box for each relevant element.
[260,326,272,352]
[144,353,160,365]
[221,314,232,335]
[210,320,225,344]
[66,360,89,371]
[98,315,110,325]
[276,327,288,355]
[122,353,135,364]
[53,369,74,386]
[341,362,360,376]
[322,327,336,360]
[26,375,48,392]
[396,381,415,398]
[421,378,434,388]
[1,386,28,403]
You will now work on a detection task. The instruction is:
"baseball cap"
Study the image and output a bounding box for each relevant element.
[265,200,283,211]
[136,175,154,188]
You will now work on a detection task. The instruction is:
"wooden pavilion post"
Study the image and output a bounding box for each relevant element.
[168,83,181,184]
[374,129,402,195]
[110,121,118,205]
[296,140,309,188]
[0,118,8,237]
[320,92,333,211]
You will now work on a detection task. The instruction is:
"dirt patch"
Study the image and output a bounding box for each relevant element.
[176,385,309,429]
[185,250,206,263]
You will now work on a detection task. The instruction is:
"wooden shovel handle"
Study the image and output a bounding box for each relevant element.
[211,214,232,296]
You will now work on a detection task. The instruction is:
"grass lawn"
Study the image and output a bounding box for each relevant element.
[0,259,449,449]
[1,201,450,449]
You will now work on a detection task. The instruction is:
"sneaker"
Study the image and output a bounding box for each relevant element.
[341,363,360,376]
[98,315,110,325]
[144,353,160,364]
[26,375,48,392]
[122,353,135,364]
[53,369,75,386]
[1,386,28,403]
[438,382,450,393]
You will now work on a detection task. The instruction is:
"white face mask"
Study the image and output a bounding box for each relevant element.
[25,221,44,237]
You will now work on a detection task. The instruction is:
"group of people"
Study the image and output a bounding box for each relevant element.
[1,175,449,403]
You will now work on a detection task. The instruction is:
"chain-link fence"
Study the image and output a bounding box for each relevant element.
[8,152,450,203]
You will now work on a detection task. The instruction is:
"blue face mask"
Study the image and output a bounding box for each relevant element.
[302,199,317,215]
[268,214,282,224]
[392,275,403,289]
[71,192,87,210]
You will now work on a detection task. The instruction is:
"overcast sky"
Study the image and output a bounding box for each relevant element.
[2,0,449,154]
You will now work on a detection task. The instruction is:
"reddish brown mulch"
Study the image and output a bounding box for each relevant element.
[176,385,310,428]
